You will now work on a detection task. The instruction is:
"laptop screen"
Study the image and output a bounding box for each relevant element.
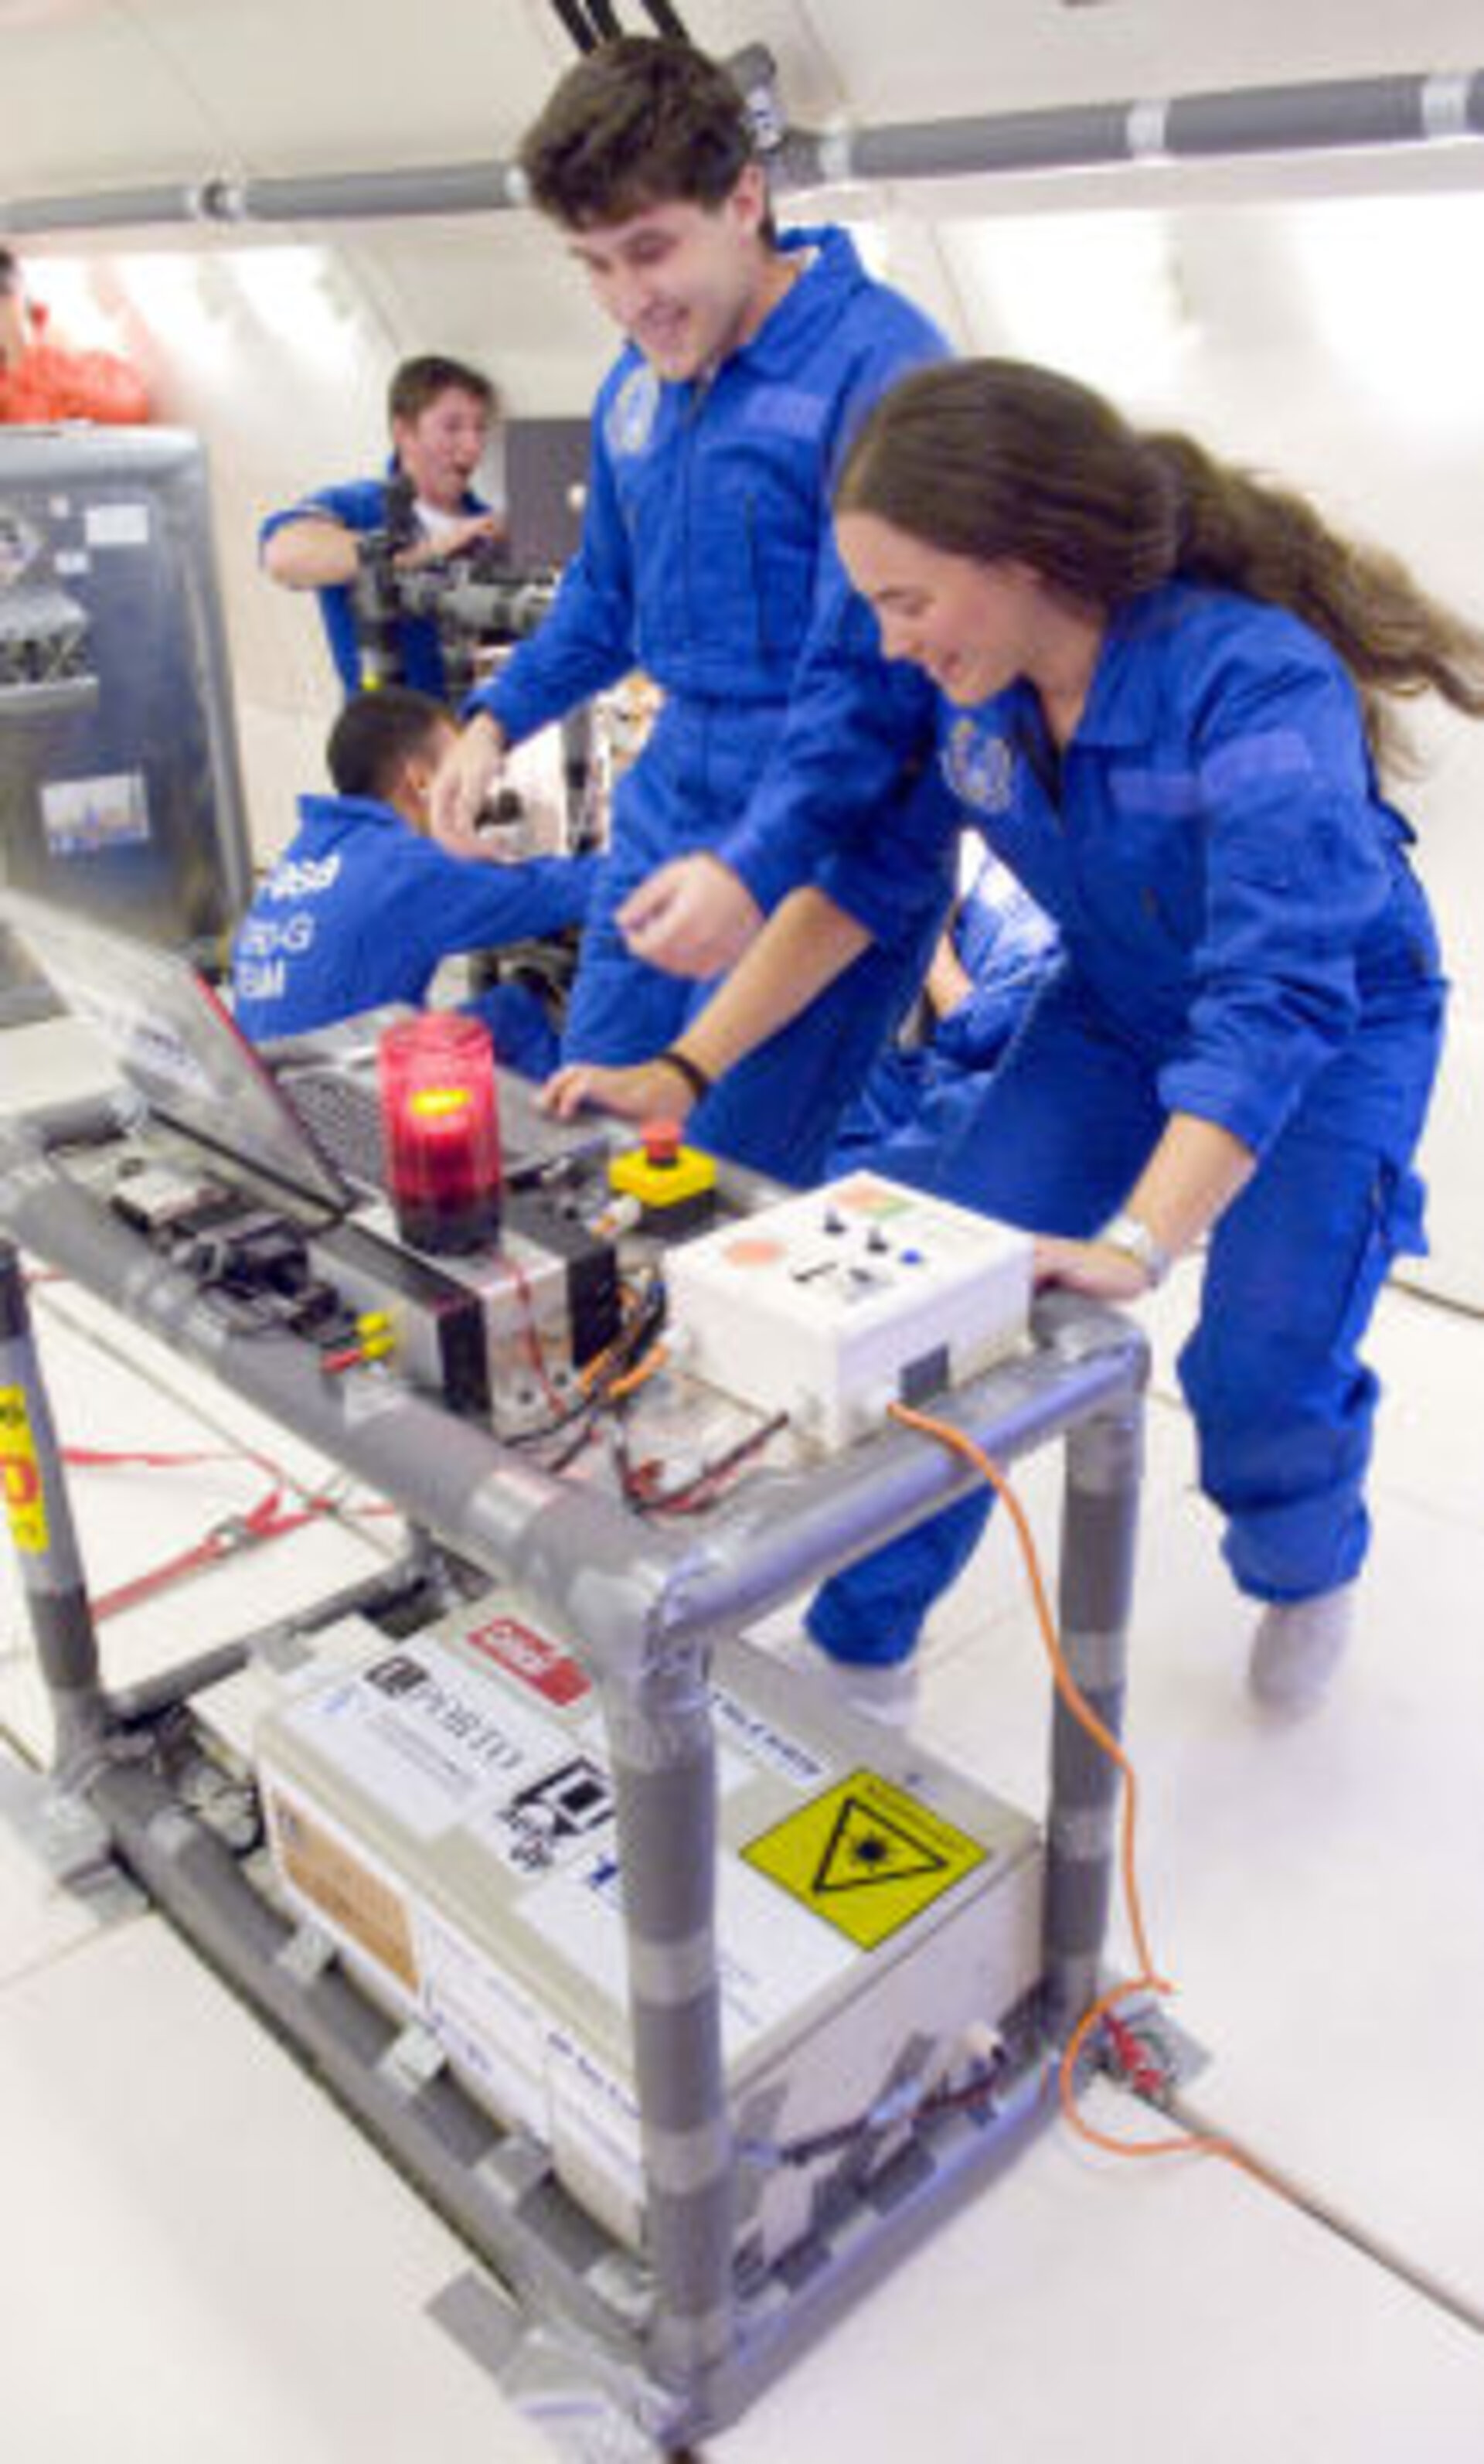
[0,887,350,1211]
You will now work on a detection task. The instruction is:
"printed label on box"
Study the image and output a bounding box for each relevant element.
[279,1638,574,1839]
[265,1780,420,1995]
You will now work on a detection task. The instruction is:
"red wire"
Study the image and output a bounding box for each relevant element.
[59,1445,396,1621]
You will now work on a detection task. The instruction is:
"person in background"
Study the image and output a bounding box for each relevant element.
[260,354,503,699]
[230,687,596,1076]
[0,242,151,424]
[430,36,958,1184]
[829,841,1060,1167]
[0,247,26,373]
[574,356,1484,1719]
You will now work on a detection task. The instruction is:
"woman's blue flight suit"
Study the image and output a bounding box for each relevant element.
[466,227,958,1184]
[830,850,1060,1162]
[808,581,1447,1665]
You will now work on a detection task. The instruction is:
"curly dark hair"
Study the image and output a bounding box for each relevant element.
[519,35,764,231]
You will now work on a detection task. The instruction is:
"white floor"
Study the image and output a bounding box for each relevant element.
[3,1024,1483,2460]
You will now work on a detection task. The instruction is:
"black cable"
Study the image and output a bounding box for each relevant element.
[547,0,600,56]
[639,0,690,37]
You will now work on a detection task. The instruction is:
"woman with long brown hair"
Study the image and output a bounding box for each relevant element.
[803,356,1480,1712]
[561,356,1483,1714]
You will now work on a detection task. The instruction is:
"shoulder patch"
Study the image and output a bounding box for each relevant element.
[604,364,661,458]
[742,385,831,441]
[943,717,1016,814]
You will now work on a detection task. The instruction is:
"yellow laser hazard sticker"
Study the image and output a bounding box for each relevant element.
[742,1768,987,1949]
[0,1385,49,1555]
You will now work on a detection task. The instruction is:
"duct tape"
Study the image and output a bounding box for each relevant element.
[502,164,532,210]
[815,124,856,186]
[474,2130,553,2210]
[1126,97,1172,162]
[1056,1623,1132,1691]
[638,2111,731,2198]
[275,1915,337,1985]
[376,2016,447,2100]
[1421,72,1475,142]
[625,1924,717,2007]
[1048,1802,1118,1862]
[145,1801,201,1861]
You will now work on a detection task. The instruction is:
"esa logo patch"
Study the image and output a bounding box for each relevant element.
[606,363,661,457]
[943,718,1016,815]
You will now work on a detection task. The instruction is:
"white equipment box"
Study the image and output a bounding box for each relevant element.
[662,1171,1033,1451]
[256,1591,1043,2267]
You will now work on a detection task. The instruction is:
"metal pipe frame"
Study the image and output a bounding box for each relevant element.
[0,1106,1148,2436]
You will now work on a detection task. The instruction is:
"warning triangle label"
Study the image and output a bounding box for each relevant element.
[743,1770,989,1950]
[812,1795,949,1894]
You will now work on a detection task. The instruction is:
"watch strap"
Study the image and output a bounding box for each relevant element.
[1098,1210,1173,1288]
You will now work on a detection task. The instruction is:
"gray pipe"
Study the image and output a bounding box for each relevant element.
[3,69,1482,241]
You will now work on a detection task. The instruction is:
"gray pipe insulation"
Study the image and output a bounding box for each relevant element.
[4,66,1483,239]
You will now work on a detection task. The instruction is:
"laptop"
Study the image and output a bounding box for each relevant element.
[0,888,608,1222]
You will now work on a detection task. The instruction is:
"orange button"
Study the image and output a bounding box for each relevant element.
[723,1236,785,1269]
[639,1118,682,1167]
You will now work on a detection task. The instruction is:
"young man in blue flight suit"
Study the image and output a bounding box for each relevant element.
[260,354,502,700]
[430,37,956,1184]
[231,686,595,1074]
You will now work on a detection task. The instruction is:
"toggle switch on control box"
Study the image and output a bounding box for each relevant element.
[662,1171,1033,1450]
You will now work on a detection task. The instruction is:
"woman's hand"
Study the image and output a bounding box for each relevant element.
[541,1056,696,1124]
[1033,1233,1152,1304]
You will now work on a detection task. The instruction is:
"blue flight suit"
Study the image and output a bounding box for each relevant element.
[230,791,596,1073]
[465,226,958,1182]
[809,581,1446,1665]
[259,467,494,700]
[829,850,1060,1162]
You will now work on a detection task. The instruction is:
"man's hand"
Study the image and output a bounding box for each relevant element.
[617,855,763,980]
[397,513,502,571]
[429,713,506,854]
[542,1057,698,1125]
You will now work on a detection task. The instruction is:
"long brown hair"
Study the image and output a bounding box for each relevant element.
[836,359,1484,780]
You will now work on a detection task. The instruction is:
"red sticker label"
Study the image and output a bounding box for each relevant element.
[464,1614,591,1706]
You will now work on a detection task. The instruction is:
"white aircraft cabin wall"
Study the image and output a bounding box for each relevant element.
[5,0,1484,1296]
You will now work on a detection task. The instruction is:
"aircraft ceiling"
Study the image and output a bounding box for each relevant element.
[4,0,1484,216]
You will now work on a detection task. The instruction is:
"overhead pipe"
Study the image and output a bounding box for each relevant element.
[2,64,1483,240]
[785,66,1484,187]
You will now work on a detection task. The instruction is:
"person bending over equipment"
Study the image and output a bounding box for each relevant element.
[260,354,503,700]
[431,36,958,1184]
[569,357,1482,1719]
[231,687,595,1076]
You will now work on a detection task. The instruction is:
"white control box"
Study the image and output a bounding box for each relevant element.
[662,1171,1033,1451]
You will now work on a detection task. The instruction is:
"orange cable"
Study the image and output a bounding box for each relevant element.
[887,1399,1253,2174]
[603,1344,669,1403]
